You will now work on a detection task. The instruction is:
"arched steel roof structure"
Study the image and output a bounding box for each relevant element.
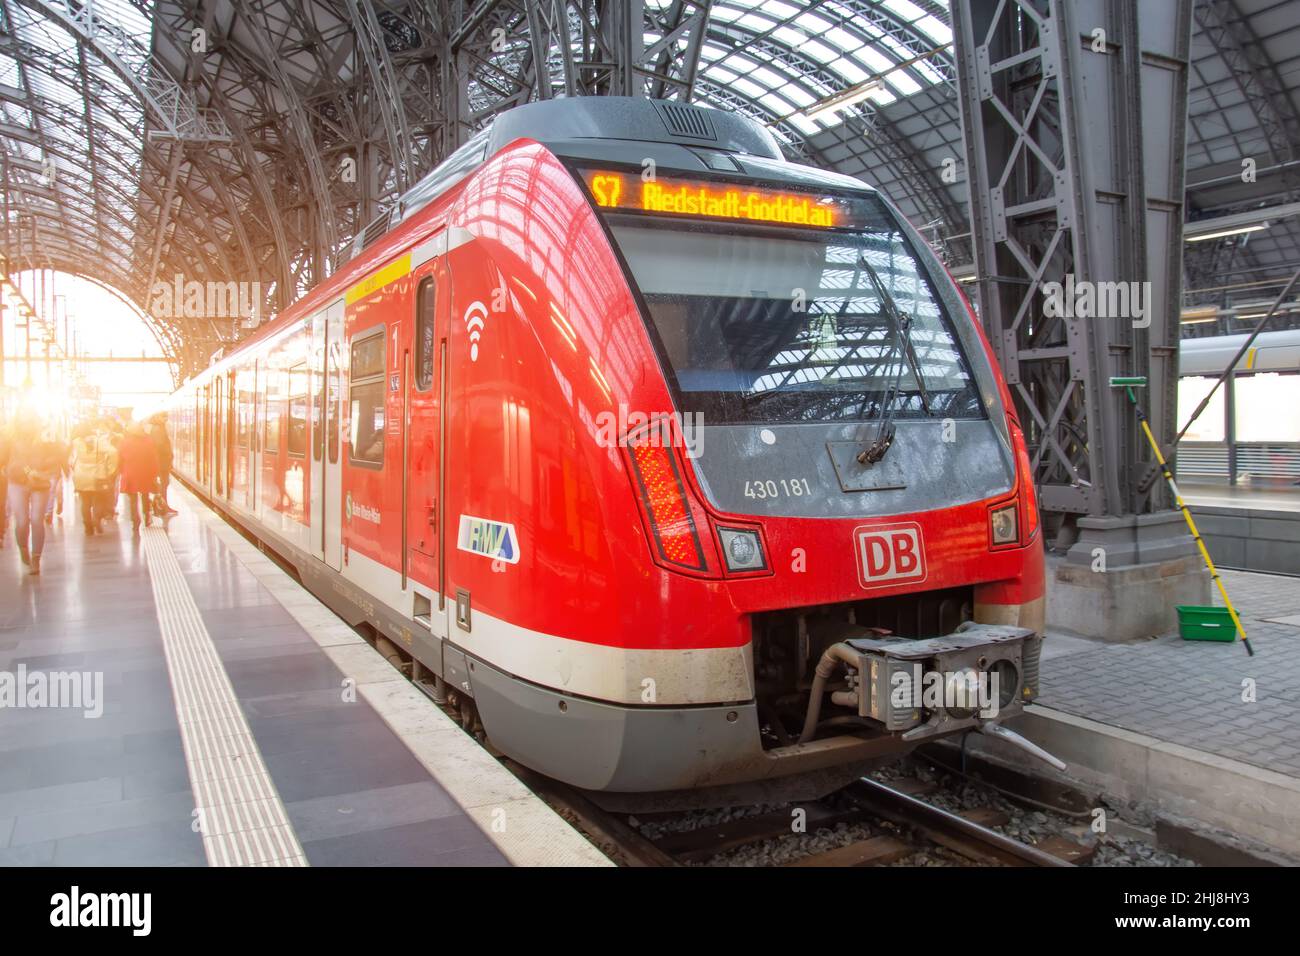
[2,0,1298,380]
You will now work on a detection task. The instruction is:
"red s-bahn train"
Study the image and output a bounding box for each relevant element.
[170,98,1049,803]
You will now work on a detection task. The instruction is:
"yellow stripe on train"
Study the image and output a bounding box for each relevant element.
[345,253,412,305]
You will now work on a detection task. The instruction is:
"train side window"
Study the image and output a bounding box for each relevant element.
[288,363,308,458]
[415,277,436,391]
[328,343,341,464]
[265,370,281,455]
[349,331,386,467]
[312,362,324,462]
[236,370,251,449]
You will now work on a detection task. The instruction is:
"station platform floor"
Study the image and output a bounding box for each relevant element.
[1039,568,1299,779]
[1182,481,1300,513]
[0,486,609,867]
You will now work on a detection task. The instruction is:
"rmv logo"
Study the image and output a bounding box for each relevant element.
[854,523,926,588]
[457,515,520,564]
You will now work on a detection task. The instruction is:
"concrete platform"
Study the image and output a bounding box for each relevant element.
[1183,482,1300,514]
[977,568,1300,855]
[0,485,609,868]
[1181,482,1300,576]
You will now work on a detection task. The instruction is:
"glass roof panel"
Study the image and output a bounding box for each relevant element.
[917,16,953,45]
[830,57,870,85]
[799,39,841,64]
[887,70,922,97]
[724,76,764,100]
[736,12,775,32]
[761,0,803,18]
[691,0,951,135]
[883,0,928,20]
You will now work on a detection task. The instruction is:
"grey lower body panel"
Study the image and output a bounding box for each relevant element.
[468,656,910,793]
[468,657,759,791]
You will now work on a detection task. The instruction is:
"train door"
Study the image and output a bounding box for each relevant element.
[236,366,253,510]
[322,300,345,570]
[201,383,211,491]
[309,308,327,561]
[251,359,263,519]
[407,263,445,612]
[225,370,236,499]
[213,375,225,498]
[194,389,203,486]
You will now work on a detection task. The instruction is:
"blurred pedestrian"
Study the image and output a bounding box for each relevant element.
[100,417,124,517]
[0,416,10,549]
[43,432,71,525]
[118,421,159,534]
[71,421,119,535]
[149,412,177,516]
[6,412,64,574]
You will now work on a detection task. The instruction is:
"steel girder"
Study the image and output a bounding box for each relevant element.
[4,0,963,383]
[954,0,1193,523]
[1194,0,1300,170]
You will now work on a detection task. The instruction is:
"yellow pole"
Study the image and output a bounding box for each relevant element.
[1127,387,1253,655]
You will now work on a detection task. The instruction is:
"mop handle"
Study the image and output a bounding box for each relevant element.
[1124,386,1254,656]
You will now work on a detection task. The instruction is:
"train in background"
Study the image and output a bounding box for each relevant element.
[1177,329,1300,486]
[169,97,1050,804]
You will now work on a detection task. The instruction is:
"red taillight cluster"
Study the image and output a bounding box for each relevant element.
[988,417,1040,550]
[1010,418,1040,542]
[626,434,707,572]
[988,415,1040,549]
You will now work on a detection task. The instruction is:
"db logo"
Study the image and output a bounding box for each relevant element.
[853,522,926,588]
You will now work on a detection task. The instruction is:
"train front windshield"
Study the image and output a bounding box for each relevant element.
[586,172,983,425]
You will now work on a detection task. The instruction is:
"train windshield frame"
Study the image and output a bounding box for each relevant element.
[576,164,986,426]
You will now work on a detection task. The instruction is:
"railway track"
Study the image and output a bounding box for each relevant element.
[405,659,1092,868]
[511,763,1089,867]
[403,632,1095,868]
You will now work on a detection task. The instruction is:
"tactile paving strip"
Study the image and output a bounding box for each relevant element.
[141,527,309,867]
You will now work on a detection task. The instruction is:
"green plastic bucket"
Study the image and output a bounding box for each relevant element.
[1175,605,1238,642]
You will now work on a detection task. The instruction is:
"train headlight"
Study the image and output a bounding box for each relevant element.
[944,667,983,719]
[718,527,766,572]
[990,503,1018,546]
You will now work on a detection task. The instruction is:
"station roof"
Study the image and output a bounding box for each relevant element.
[2,0,1297,373]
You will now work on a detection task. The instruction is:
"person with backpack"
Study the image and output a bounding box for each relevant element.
[71,420,120,535]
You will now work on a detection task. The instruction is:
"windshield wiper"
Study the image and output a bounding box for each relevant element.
[861,263,932,416]
[855,258,932,464]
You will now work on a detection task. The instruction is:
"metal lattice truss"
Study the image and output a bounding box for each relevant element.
[1,0,1298,385]
[955,0,1192,524]
[0,0,965,380]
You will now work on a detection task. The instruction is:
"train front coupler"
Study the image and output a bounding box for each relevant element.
[798,623,1061,769]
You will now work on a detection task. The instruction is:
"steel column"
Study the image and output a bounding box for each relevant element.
[954,0,1194,556]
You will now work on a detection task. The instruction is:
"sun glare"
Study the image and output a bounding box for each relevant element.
[1,270,174,429]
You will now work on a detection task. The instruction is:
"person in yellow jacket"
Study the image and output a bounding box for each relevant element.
[71,421,120,535]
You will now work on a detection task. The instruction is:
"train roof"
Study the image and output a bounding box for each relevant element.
[347,97,876,263]
[1180,329,1300,375]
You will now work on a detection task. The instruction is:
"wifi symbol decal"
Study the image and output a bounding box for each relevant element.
[464,300,488,362]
